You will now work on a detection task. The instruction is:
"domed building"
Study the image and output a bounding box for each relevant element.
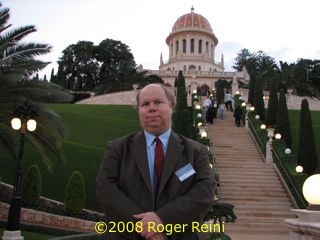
[148,7,250,95]
[77,7,250,105]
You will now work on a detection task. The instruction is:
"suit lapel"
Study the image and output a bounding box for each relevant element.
[130,132,153,194]
[158,132,184,195]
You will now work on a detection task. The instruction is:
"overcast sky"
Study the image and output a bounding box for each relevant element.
[2,0,319,78]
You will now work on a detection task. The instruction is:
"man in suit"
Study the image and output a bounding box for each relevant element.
[96,83,215,240]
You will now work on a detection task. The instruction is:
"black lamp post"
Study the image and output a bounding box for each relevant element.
[6,101,37,232]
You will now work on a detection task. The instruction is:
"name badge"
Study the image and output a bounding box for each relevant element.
[175,163,196,182]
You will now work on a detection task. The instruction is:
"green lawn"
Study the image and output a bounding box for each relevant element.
[0,104,141,211]
[289,109,320,172]
[1,103,319,213]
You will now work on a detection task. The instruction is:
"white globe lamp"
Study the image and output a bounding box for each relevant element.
[296,165,303,173]
[302,174,320,210]
[284,148,292,155]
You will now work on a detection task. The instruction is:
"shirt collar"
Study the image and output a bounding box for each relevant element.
[144,129,171,148]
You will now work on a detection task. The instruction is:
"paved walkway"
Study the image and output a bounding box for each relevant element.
[206,110,297,240]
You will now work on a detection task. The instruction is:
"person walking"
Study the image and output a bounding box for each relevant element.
[224,90,233,112]
[218,101,226,120]
[203,96,212,115]
[206,101,214,124]
[96,83,216,240]
[233,105,243,127]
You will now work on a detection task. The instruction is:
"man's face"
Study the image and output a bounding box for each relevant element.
[138,84,173,136]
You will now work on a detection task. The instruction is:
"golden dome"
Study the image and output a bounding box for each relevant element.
[171,7,213,34]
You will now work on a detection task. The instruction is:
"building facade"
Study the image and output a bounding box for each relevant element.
[147,7,250,96]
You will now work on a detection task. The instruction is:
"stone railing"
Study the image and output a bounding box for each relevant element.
[76,90,138,105]
[0,202,96,233]
[0,181,100,233]
[285,210,320,240]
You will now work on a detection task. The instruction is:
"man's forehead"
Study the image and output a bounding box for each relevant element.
[140,85,165,98]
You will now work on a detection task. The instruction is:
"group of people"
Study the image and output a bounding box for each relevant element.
[203,90,243,124]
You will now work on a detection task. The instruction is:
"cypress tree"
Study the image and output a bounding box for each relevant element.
[64,171,86,215]
[172,71,192,138]
[276,89,292,147]
[297,99,318,175]
[266,79,278,127]
[254,79,265,121]
[215,80,225,104]
[50,68,55,83]
[248,74,256,105]
[175,71,188,109]
[21,165,42,207]
[178,109,192,138]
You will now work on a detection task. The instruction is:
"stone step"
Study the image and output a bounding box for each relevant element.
[215,161,271,165]
[222,199,292,207]
[220,178,282,185]
[221,187,287,194]
[235,209,293,218]
[218,171,279,177]
[206,111,295,238]
[223,191,288,198]
[225,222,289,232]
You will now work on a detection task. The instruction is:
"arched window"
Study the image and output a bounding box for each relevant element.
[191,39,194,53]
[198,40,202,54]
[198,66,201,71]
[189,65,196,70]
[183,39,186,53]
[175,41,179,54]
[170,43,173,56]
[206,41,209,54]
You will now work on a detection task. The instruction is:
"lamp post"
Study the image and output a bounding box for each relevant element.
[200,130,208,138]
[3,101,37,239]
[284,174,320,239]
[265,128,275,163]
[295,165,303,173]
[245,104,254,129]
[302,174,320,210]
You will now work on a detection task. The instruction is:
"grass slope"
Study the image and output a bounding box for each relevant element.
[1,104,319,213]
[287,109,320,174]
[0,104,141,211]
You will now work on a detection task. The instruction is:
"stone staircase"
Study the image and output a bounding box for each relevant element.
[206,110,297,240]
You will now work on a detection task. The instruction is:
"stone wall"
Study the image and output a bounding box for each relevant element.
[0,202,96,232]
[76,90,138,105]
[0,182,98,233]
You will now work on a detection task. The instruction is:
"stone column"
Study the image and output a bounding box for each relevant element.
[265,128,274,163]
[245,104,251,129]
[2,230,24,240]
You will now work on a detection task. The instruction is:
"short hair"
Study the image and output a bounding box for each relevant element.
[136,83,176,109]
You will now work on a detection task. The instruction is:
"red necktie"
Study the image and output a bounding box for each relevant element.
[154,137,165,192]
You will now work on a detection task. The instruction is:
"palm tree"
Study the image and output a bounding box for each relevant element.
[274,61,296,93]
[0,3,73,231]
[0,3,72,171]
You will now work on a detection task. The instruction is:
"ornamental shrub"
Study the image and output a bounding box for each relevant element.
[297,99,318,175]
[254,79,265,121]
[276,89,292,148]
[21,164,42,207]
[173,71,192,138]
[64,171,86,215]
[266,79,278,127]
